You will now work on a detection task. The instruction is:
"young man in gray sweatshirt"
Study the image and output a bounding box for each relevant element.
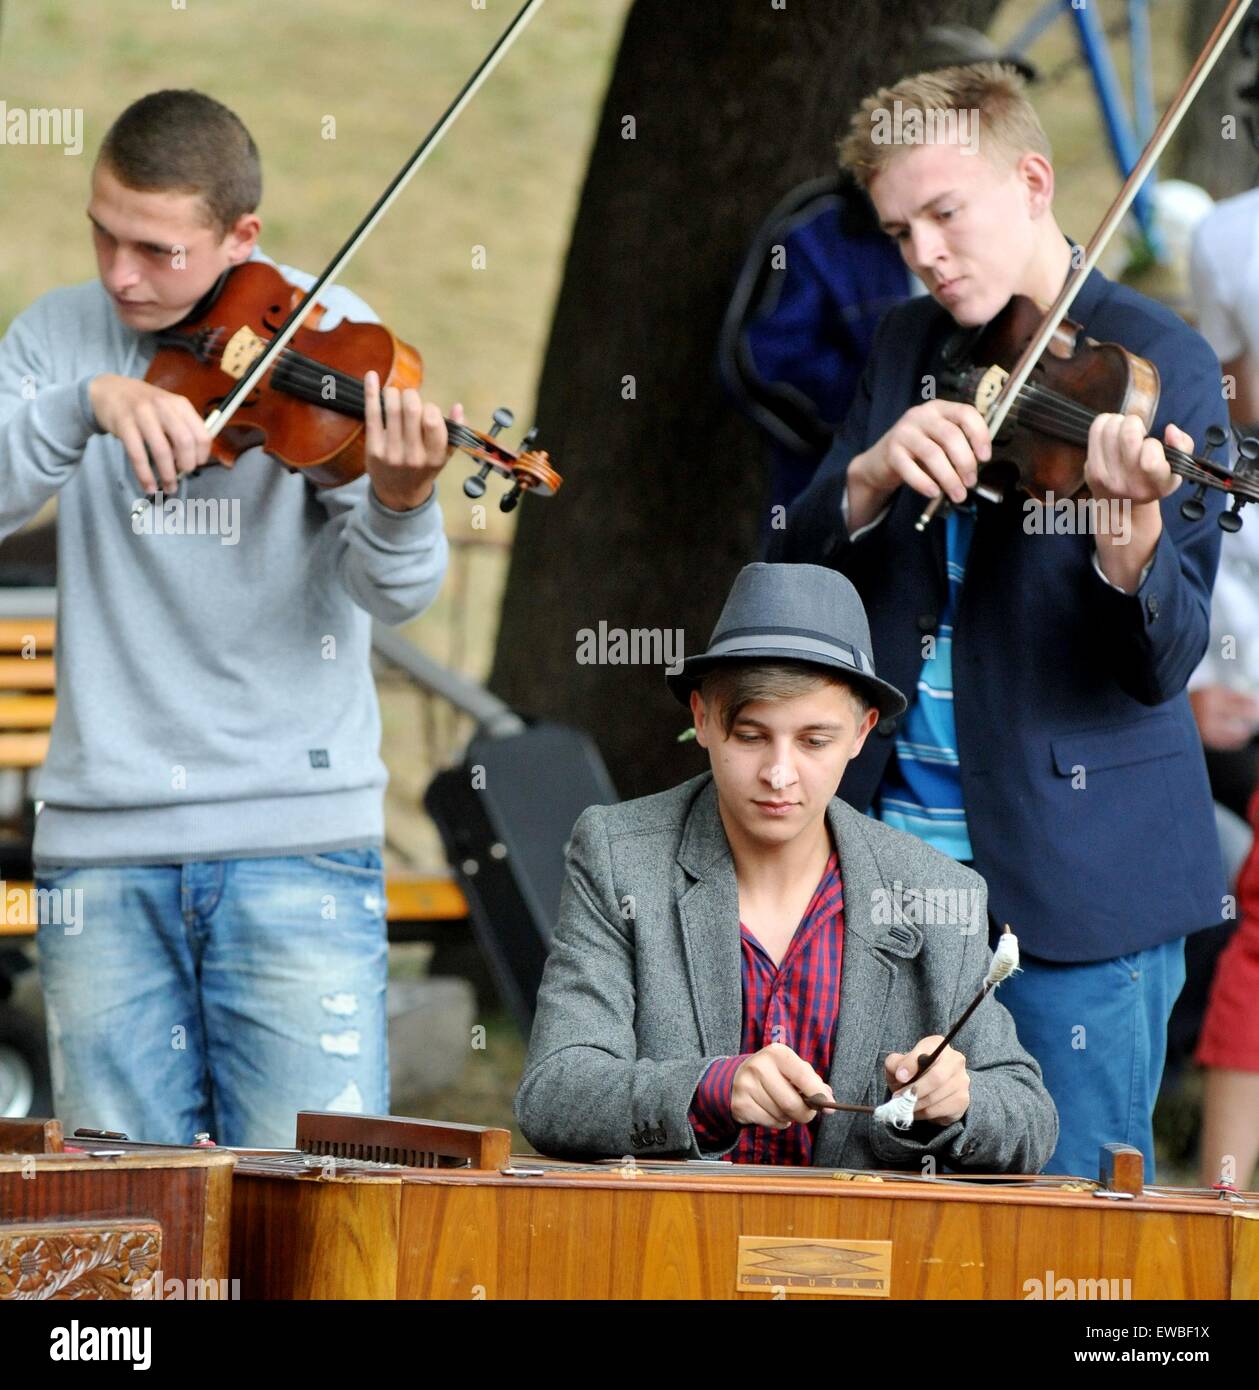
[0,90,456,1146]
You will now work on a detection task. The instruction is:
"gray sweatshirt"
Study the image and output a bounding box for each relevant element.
[0,256,449,867]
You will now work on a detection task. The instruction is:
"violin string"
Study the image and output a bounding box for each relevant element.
[951,371,1255,500]
[1014,388,1237,491]
[1014,396,1233,492]
[274,361,488,448]
[180,332,499,458]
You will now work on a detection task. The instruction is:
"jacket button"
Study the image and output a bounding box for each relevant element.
[916,613,938,633]
[1146,595,1160,621]
[877,717,897,736]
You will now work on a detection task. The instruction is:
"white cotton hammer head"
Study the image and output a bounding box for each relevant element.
[873,1088,918,1131]
[984,926,1020,988]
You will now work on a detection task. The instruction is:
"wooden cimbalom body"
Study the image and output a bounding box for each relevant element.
[0,1118,234,1299]
[6,1113,1255,1301]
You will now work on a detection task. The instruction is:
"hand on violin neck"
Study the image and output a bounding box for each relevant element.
[1085,414,1188,507]
[1086,415,1188,593]
[362,369,461,512]
[88,373,211,496]
[847,400,991,531]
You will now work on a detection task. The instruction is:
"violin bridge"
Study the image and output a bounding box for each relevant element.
[975,364,1008,413]
[220,326,269,380]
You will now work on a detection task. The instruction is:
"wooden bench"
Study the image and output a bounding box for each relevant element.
[0,873,468,939]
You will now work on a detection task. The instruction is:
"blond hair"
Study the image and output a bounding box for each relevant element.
[839,62,1051,188]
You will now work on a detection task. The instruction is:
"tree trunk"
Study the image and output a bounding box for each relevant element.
[1172,0,1259,200]
[489,0,1001,801]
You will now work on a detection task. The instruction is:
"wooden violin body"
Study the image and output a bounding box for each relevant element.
[148,262,421,488]
[942,293,1160,505]
[146,261,560,507]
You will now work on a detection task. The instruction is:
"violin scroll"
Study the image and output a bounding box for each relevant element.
[1181,426,1259,532]
[449,406,561,512]
[1180,425,1228,523]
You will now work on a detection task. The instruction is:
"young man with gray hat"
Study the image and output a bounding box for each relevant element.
[515,563,1057,1172]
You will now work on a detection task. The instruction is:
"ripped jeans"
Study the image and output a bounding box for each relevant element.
[34,848,388,1147]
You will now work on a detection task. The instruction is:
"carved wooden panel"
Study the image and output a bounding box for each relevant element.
[0,1220,162,1300]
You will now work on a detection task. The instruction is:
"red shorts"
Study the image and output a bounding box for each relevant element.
[1197,788,1259,1073]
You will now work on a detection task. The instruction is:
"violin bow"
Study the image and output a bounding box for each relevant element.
[916,0,1256,531]
[201,0,546,443]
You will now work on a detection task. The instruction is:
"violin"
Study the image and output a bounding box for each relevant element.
[145,260,560,511]
[138,0,556,513]
[916,0,1257,534]
[935,293,1259,533]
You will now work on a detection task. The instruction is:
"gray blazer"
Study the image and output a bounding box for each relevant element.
[515,773,1058,1172]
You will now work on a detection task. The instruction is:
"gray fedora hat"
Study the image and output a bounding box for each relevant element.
[667,562,908,719]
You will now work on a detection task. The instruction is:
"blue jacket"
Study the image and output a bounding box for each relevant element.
[769,269,1228,962]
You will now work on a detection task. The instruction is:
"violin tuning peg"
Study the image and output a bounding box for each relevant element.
[489,407,515,439]
[1180,484,1209,523]
[1239,436,1259,472]
[519,426,538,451]
[1204,424,1229,457]
[500,483,524,513]
[1219,497,1247,533]
[463,462,492,500]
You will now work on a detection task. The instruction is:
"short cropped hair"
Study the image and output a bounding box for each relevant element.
[700,661,870,738]
[97,90,261,237]
[839,61,1051,188]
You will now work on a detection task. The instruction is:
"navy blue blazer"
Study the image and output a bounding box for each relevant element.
[768,269,1228,962]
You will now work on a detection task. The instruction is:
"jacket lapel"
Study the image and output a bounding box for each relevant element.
[814,799,923,1164]
[676,778,743,1058]
[672,777,925,1163]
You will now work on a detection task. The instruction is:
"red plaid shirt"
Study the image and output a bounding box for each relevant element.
[688,849,844,1164]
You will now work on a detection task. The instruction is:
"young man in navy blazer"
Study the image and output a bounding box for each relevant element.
[770,62,1228,1178]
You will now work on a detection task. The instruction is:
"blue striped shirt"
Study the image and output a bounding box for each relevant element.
[876,504,975,860]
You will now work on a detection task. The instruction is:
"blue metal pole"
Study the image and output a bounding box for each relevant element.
[1129,0,1156,144]
[1069,0,1161,256]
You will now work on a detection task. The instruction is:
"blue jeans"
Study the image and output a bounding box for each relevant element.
[35,849,388,1147]
[996,937,1186,1181]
